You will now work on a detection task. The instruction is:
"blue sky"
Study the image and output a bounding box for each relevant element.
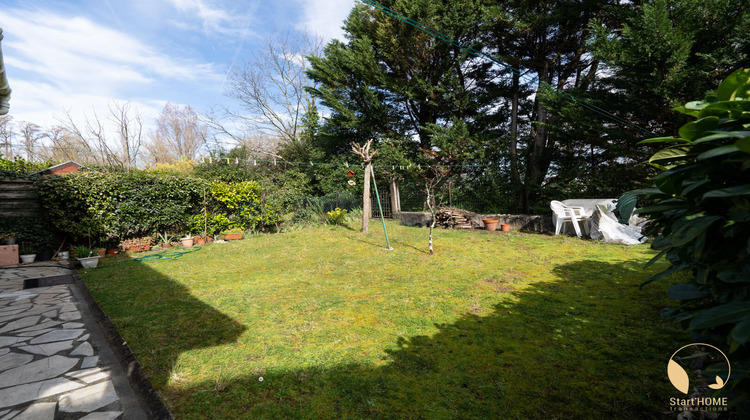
[0,0,352,138]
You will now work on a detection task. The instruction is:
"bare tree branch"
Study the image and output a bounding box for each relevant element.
[109,101,143,168]
[147,102,206,164]
[225,30,323,144]
[19,122,44,162]
[0,115,14,158]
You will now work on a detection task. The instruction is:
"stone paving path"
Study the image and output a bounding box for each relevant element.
[0,262,144,420]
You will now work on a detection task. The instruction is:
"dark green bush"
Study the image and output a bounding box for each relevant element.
[624,69,750,407]
[36,170,284,243]
[36,171,206,242]
[0,217,54,254]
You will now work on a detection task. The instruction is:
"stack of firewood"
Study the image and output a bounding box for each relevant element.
[434,207,477,229]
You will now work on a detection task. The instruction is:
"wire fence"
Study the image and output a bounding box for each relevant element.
[292,185,503,222]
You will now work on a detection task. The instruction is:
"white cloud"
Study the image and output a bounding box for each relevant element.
[294,0,354,42]
[164,0,255,37]
[0,9,220,92]
[0,7,223,132]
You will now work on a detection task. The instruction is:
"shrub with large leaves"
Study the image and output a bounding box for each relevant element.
[622,69,749,406]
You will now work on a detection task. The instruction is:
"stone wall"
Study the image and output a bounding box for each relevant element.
[394,212,554,233]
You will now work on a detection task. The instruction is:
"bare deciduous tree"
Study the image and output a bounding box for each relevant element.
[38,125,92,163]
[224,30,323,144]
[0,114,13,158]
[147,102,206,164]
[60,100,145,168]
[61,109,117,167]
[109,101,143,168]
[19,122,45,162]
[423,166,450,255]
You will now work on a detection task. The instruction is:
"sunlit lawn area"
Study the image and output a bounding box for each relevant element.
[81,221,690,419]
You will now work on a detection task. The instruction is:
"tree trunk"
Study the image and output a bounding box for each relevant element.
[362,163,372,233]
[389,178,401,215]
[509,70,522,212]
[520,62,550,213]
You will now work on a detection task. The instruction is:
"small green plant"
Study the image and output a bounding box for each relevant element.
[73,245,92,258]
[222,227,244,234]
[326,207,348,225]
[156,232,173,244]
[345,208,363,222]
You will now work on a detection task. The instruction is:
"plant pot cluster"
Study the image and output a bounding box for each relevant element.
[482,218,510,232]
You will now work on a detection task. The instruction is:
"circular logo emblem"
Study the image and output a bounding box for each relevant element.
[668,343,731,394]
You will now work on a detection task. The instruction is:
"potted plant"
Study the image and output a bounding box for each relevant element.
[222,227,244,240]
[482,218,499,232]
[500,223,510,232]
[105,234,120,255]
[157,232,173,249]
[73,245,99,269]
[19,242,36,264]
[1,232,17,245]
[180,233,194,247]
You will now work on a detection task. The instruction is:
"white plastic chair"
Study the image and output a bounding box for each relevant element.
[550,200,591,238]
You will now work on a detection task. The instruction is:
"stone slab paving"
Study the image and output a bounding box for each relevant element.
[0,262,146,419]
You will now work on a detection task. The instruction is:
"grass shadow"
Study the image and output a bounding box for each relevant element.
[158,258,690,419]
[83,251,247,392]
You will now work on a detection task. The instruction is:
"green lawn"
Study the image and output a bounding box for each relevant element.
[82,221,690,419]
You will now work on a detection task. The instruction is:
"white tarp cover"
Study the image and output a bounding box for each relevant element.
[589,202,647,245]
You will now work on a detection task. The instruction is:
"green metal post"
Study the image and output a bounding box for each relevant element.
[370,166,393,250]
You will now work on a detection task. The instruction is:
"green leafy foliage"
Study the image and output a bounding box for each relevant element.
[209,180,281,231]
[72,245,93,258]
[629,69,750,407]
[36,171,284,246]
[0,157,55,179]
[326,207,348,225]
[0,217,55,254]
[36,171,206,242]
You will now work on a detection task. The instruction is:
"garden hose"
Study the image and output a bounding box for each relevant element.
[96,246,202,268]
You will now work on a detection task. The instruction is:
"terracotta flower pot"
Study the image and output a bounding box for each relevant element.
[180,238,194,247]
[161,243,171,249]
[224,233,242,240]
[96,249,106,258]
[195,237,206,245]
[500,223,510,232]
[106,248,119,255]
[482,218,499,232]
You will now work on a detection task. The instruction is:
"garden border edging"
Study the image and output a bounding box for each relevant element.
[72,271,174,420]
